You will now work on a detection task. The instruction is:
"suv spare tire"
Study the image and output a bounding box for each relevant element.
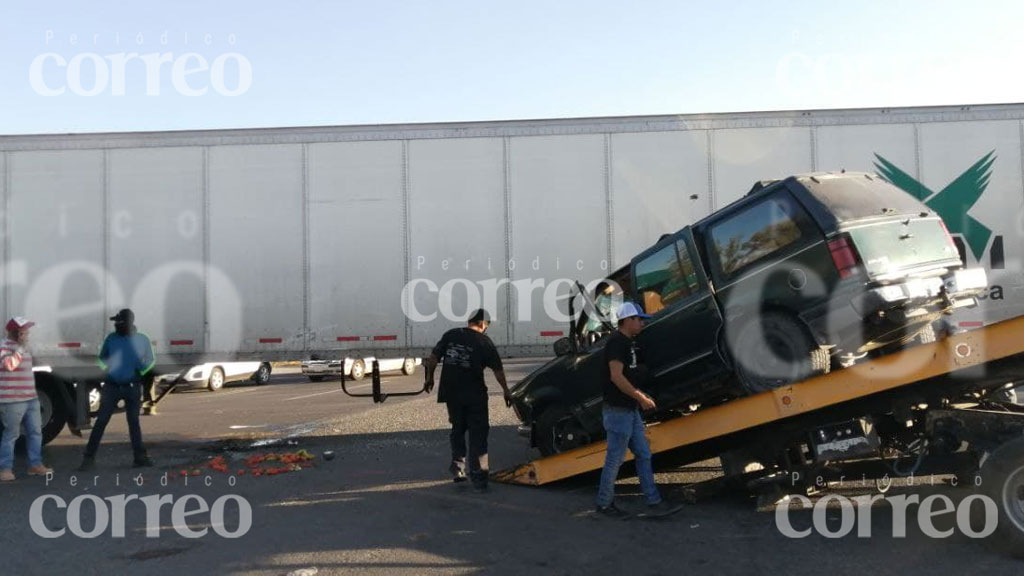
[729,312,829,395]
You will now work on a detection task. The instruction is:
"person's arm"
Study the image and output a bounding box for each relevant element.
[609,359,656,411]
[493,369,512,406]
[423,353,440,392]
[423,333,448,392]
[485,341,512,406]
[139,334,156,376]
[96,334,110,371]
[1,346,22,372]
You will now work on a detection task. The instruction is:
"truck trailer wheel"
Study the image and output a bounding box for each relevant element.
[36,376,68,445]
[977,438,1024,558]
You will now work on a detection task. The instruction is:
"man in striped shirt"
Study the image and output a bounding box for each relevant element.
[0,317,52,481]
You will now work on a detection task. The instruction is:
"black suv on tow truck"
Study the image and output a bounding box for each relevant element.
[510,172,988,455]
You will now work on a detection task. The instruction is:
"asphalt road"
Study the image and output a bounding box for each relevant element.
[0,362,1022,575]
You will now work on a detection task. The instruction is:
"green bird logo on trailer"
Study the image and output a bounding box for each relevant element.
[873,151,1004,270]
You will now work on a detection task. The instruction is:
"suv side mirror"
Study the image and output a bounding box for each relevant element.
[553,337,574,357]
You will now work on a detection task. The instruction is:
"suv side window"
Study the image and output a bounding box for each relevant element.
[708,194,805,280]
[634,238,700,315]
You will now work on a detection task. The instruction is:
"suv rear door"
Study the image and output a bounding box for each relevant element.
[699,184,834,332]
[632,228,727,404]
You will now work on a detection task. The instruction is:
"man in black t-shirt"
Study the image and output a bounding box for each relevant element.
[424,309,511,492]
[595,302,682,519]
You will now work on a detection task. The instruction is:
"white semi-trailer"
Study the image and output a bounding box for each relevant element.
[2,102,1022,442]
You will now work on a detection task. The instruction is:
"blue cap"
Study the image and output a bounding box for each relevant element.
[617,301,651,320]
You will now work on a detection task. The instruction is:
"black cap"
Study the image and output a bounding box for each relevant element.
[110,308,135,324]
[468,308,491,325]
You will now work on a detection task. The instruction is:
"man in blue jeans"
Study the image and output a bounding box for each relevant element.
[0,317,52,481]
[79,309,155,471]
[595,302,682,518]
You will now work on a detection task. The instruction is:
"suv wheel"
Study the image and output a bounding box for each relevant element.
[535,406,592,457]
[730,312,829,395]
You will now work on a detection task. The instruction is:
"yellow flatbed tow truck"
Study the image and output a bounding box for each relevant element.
[487,315,1024,554]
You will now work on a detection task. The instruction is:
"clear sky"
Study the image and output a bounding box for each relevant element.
[1,0,1022,134]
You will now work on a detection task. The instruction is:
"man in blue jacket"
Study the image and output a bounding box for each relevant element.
[79,309,155,471]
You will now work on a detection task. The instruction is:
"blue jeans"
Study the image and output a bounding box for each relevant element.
[596,405,661,507]
[0,398,44,470]
[84,383,146,458]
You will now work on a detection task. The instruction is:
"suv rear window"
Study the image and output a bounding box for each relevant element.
[709,195,803,278]
[797,174,930,222]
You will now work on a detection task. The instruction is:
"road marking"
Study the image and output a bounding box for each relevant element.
[186,387,261,400]
[284,382,375,401]
[229,424,269,429]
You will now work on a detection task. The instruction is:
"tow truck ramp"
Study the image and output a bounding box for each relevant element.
[494,315,1024,486]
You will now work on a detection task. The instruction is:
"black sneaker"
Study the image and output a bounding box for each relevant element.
[638,500,684,519]
[77,456,95,473]
[595,503,631,519]
[133,455,154,468]
[449,460,467,483]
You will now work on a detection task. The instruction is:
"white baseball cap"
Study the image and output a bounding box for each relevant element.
[617,302,651,321]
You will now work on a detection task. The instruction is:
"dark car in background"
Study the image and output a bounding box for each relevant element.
[510,171,988,455]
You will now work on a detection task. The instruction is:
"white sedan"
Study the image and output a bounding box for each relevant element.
[157,361,272,392]
[302,356,420,382]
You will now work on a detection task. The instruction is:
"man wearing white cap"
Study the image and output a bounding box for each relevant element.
[595,302,681,518]
[0,317,52,481]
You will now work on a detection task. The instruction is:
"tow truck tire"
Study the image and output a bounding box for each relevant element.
[207,367,225,392]
[731,312,830,395]
[350,360,366,381]
[916,322,937,345]
[36,376,68,445]
[977,438,1024,557]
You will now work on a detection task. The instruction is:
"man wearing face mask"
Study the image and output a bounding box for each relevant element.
[424,308,511,492]
[79,309,155,471]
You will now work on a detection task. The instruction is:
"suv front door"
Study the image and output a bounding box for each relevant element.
[631,228,728,406]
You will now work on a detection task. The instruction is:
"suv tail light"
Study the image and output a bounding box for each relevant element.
[828,235,862,279]
[939,219,955,248]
